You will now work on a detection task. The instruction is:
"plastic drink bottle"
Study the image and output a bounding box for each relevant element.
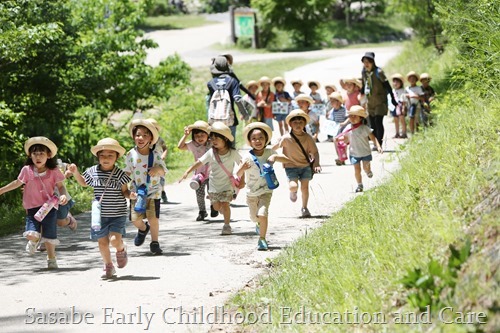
[34,195,59,222]
[134,185,148,213]
[189,173,207,190]
[262,163,279,190]
[335,140,348,161]
[91,200,102,231]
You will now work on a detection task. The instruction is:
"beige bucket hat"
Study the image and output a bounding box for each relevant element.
[307,80,321,88]
[294,93,314,105]
[286,109,311,126]
[347,105,368,118]
[325,84,338,92]
[391,73,404,82]
[329,92,344,103]
[245,80,258,89]
[129,118,159,146]
[406,71,420,81]
[258,76,271,86]
[145,118,161,132]
[209,121,234,142]
[340,78,362,88]
[187,120,210,134]
[290,79,303,86]
[91,138,126,157]
[420,73,432,81]
[243,122,273,146]
[24,137,58,157]
[272,76,286,86]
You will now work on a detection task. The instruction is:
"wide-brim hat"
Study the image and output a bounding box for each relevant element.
[129,118,159,146]
[307,80,321,88]
[329,91,344,103]
[291,79,303,86]
[91,138,126,157]
[361,52,375,62]
[24,137,58,157]
[187,120,210,134]
[210,55,230,76]
[221,53,233,65]
[340,78,362,88]
[286,109,310,125]
[258,76,271,86]
[145,118,161,132]
[272,76,286,86]
[294,93,314,105]
[420,73,431,81]
[325,84,338,92]
[243,122,273,146]
[347,105,368,118]
[209,121,234,142]
[406,71,420,81]
[246,80,258,89]
[391,73,404,82]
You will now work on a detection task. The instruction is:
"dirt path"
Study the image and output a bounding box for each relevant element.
[0,15,403,333]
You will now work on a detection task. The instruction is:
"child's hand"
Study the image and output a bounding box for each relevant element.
[129,192,138,200]
[178,171,189,183]
[148,166,163,177]
[67,164,78,174]
[184,126,191,136]
[267,155,276,164]
[59,195,68,206]
[314,166,322,174]
[240,160,252,171]
[377,146,383,154]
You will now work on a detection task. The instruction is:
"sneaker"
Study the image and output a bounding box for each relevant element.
[210,205,219,218]
[134,221,150,246]
[257,238,268,251]
[67,213,78,231]
[116,244,128,268]
[400,133,408,139]
[101,263,116,279]
[355,184,364,193]
[47,258,58,270]
[161,191,168,204]
[290,191,297,202]
[393,134,401,139]
[301,208,311,218]
[196,211,208,221]
[37,242,46,252]
[367,171,373,178]
[26,240,37,255]
[150,241,163,255]
[221,224,232,235]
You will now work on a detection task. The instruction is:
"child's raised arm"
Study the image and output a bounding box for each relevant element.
[0,179,23,196]
[177,127,191,150]
[67,164,88,187]
[179,161,203,183]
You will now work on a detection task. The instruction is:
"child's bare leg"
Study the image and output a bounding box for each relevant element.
[258,215,268,239]
[300,179,310,209]
[219,202,231,224]
[132,218,147,231]
[394,117,400,136]
[399,115,407,136]
[278,121,284,136]
[409,117,415,134]
[109,232,125,251]
[362,161,372,175]
[45,242,56,259]
[354,163,362,184]
[98,237,112,264]
[288,180,298,194]
[284,122,289,133]
[26,233,39,242]
[148,217,159,242]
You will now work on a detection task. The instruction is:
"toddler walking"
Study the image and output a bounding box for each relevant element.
[180,122,242,235]
[0,137,67,269]
[336,106,382,193]
[69,138,132,279]
[177,120,213,221]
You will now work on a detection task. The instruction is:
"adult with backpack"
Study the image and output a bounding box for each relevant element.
[207,55,245,146]
[359,52,398,148]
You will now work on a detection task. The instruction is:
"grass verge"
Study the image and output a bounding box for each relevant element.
[225,43,499,332]
[138,14,216,30]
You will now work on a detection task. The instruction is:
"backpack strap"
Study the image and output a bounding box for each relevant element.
[249,150,264,176]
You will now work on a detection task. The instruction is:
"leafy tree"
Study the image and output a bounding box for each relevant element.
[251,0,333,48]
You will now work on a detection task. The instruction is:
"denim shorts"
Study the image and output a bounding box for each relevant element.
[57,199,75,220]
[263,117,274,130]
[350,154,373,165]
[91,215,127,240]
[274,113,288,122]
[25,207,58,239]
[285,166,313,181]
[408,104,419,118]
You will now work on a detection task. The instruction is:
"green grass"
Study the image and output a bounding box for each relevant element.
[225,43,499,332]
[138,14,216,30]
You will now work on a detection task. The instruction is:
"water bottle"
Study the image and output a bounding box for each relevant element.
[189,173,207,190]
[134,185,148,213]
[335,140,348,161]
[262,163,279,190]
[34,195,59,222]
[91,199,101,231]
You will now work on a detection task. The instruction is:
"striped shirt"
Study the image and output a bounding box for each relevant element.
[83,165,131,217]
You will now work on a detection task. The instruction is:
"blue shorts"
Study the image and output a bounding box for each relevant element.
[274,114,288,122]
[91,215,127,240]
[285,166,313,181]
[57,199,75,220]
[263,117,274,130]
[408,104,418,118]
[350,154,373,165]
[26,207,58,239]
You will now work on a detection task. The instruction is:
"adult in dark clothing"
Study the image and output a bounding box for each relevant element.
[359,52,398,147]
[207,55,245,145]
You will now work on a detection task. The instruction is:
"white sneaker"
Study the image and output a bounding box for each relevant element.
[47,258,58,270]
[221,224,232,235]
[26,240,37,255]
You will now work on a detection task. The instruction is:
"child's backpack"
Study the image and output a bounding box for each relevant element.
[208,77,234,126]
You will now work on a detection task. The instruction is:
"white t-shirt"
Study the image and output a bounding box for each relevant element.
[241,149,276,196]
[406,86,424,105]
[198,148,241,193]
[345,124,373,158]
[124,148,167,199]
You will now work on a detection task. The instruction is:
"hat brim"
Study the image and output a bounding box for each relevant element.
[129,119,159,146]
[91,144,126,157]
[187,121,211,134]
[243,123,273,146]
[295,95,314,105]
[24,137,58,157]
[286,110,310,125]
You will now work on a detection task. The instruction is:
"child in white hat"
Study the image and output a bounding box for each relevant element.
[69,138,132,279]
[336,106,382,193]
[0,137,67,269]
[180,122,242,235]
